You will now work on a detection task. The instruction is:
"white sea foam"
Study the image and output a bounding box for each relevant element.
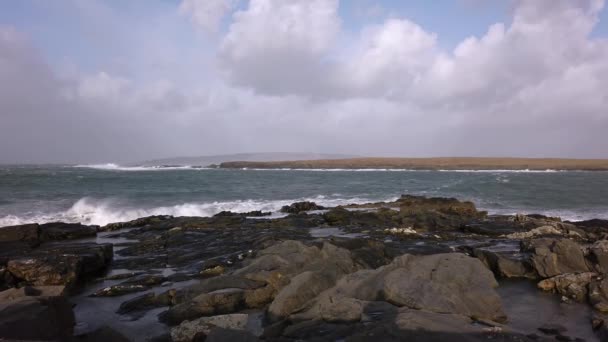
[0,195,396,227]
[73,163,208,171]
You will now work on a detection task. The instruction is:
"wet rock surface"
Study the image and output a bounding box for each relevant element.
[0,195,606,341]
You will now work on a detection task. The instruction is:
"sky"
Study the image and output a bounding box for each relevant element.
[1,0,607,164]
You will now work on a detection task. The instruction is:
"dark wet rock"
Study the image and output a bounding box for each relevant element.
[472,248,536,279]
[6,243,113,289]
[214,210,271,217]
[0,266,17,291]
[92,284,148,297]
[281,201,325,214]
[522,238,591,278]
[0,290,75,340]
[537,272,597,302]
[39,222,98,240]
[538,323,568,335]
[0,285,66,300]
[117,290,175,315]
[101,215,174,231]
[119,273,168,287]
[327,238,397,269]
[0,223,40,244]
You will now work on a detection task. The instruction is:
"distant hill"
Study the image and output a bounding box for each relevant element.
[134,153,359,167]
[219,157,608,171]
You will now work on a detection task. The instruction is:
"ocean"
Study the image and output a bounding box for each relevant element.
[1,164,607,227]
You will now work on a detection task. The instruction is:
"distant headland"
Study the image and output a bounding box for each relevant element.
[219,157,608,171]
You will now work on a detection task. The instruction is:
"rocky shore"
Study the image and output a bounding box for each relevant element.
[1,195,608,341]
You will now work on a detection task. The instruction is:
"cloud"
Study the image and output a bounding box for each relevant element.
[218,0,341,95]
[1,0,607,163]
[179,0,237,33]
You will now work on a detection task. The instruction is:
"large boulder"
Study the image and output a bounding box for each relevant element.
[0,223,40,243]
[294,253,506,323]
[6,243,113,288]
[382,254,505,322]
[522,238,591,278]
[0,286,75,340]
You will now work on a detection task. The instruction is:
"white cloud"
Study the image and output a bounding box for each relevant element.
[218,0,340,95]
[1,0,608,163]
[179,0,237,33]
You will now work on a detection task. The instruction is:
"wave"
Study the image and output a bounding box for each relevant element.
[73,163,209,171]
[0,195,397,227]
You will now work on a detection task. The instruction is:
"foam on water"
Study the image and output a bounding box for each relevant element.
[0,195,395,227]
[73,164,207,171]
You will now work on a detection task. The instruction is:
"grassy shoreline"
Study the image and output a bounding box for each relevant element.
[219,157,608,171]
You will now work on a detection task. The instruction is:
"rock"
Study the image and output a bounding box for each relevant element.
[590,240,608,273]
[191,288,246,315]
[0,223,39,243]
[394,308,480,334]
[382,253,505,322]
[537,272,597,301]
[170,313,260,342]
[117,290,175,315]
[6,243,113,288]
[92,284,148,297]
[214,210,271,217]
[384,227,418,236]
[523,238,591,278]
[8,255,82,287]
[101,215,174,231]
[0,285,66,300]
[294,253,505,324]
[504,225,562,239]
[0,295,75,340]
[205,327,259,342]
[200,265,225,277]
[119,273,167,287]
[268,270,338,320]
[538,323,567,335]
[280,201,325,214]
[39,222,97,240]
[589,278,608,312]
[472,248,536,279]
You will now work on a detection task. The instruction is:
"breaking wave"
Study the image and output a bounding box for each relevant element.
[73,163,208,171]
[0,195,397,227]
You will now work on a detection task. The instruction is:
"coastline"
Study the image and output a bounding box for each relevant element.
[219,157,608,171]
[1,195,607,341]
